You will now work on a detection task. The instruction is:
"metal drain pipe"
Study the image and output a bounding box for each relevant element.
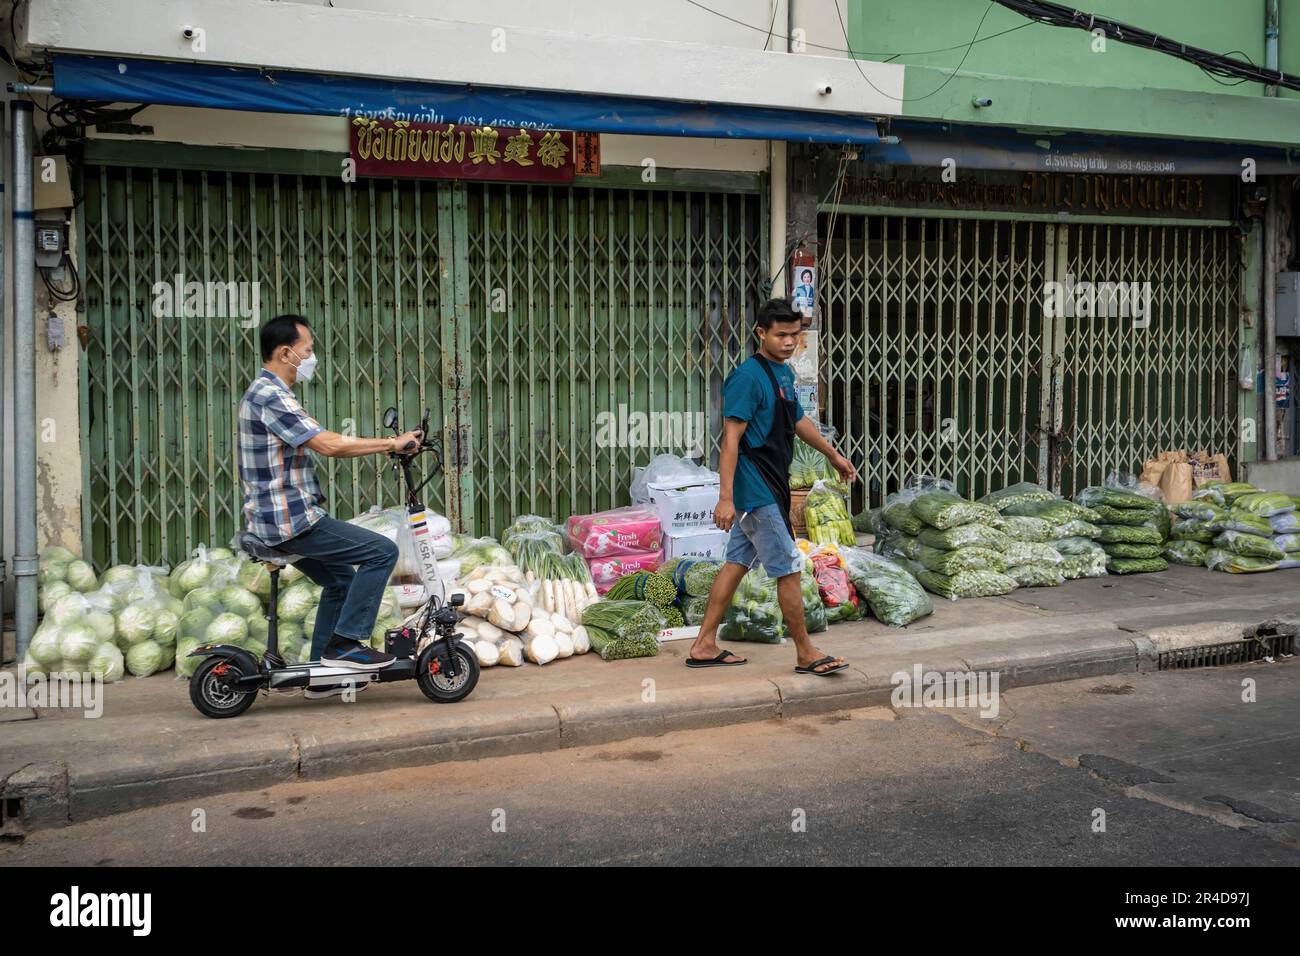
[11,100,37,657]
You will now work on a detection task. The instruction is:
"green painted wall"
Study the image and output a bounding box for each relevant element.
[849,0,1300,144]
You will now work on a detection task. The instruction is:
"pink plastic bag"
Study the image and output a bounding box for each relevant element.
[588,550,664,594]
[568,505,663,558]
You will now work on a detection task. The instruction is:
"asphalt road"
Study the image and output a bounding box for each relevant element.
[2,660,1297,866]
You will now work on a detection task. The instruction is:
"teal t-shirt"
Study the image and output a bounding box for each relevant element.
[722,354,804,511]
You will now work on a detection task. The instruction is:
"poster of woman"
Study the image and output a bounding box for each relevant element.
[792,267,816,320]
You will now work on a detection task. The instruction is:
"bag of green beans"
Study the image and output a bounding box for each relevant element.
[1102,542,1164,559]
[1164,540,1210,566]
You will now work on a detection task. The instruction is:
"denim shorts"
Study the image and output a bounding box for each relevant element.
[725,503,803,578]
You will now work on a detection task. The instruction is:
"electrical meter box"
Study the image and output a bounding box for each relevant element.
[1277,272,1300,338]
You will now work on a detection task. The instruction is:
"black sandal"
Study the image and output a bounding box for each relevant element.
[686,650,747,668]
[795,656,847,677]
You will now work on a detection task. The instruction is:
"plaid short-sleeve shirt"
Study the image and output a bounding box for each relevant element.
[238,369,327,544]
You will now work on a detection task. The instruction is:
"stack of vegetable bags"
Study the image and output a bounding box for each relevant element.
[450,536,514,577]
[567,505,663,594]
[797,542,862,623]
[1166,494,1222,566]
[661,558,721,625]
[580,600,665,660]
[1201,488,1297,573]
[894,483,1017,600]
[804,479,856,546]
[716,560,826,643]
[997,515,1066,588]
[985,484,1107,580]
[840,546,932,626]
[1074,481,1169,575]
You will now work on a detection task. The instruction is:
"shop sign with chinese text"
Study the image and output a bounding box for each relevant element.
[350,118,600,183]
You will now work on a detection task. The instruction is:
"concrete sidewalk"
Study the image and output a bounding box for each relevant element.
[2,565,1299,830]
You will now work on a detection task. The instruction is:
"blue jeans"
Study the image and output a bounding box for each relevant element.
[272,515,399,658]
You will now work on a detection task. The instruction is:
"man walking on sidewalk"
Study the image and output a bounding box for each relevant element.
[687,298,857,675]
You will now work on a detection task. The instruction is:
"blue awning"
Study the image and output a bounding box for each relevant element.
[52,54,884,145]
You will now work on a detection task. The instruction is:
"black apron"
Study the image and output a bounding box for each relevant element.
[738,354,797,538]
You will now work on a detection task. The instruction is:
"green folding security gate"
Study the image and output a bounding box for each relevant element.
[821,212,1241,507]
[81,160,765,567]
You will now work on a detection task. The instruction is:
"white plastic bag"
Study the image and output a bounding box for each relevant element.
[631,454,717,503]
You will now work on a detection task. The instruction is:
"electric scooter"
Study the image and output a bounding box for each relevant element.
[187,406,479,718]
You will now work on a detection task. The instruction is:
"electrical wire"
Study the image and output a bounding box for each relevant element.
[989,0,1300,92]
[40,258,81,303]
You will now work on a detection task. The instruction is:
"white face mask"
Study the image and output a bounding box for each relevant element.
[289,347,318,383]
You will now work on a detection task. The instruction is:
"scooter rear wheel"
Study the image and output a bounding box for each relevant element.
[416,642,479,703]
[190,657,260,718]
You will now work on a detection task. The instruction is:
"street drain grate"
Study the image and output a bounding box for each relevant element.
[1157,622,1297,670]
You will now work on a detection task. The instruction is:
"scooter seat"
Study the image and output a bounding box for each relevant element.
[237,531,293,567]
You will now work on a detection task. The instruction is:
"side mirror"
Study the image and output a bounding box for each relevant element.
[449,592,465,607]
[382,406,398,431]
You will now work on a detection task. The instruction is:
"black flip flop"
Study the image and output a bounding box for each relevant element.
[686,650,747,668]
[795,656,847,677]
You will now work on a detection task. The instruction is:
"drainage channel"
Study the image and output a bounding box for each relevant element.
[1156,621,1298,670]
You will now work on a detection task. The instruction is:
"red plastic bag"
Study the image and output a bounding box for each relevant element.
[810,551,860,621]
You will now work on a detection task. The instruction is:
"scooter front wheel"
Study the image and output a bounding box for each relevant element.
[416,641,479,703]
[190,657,260,718]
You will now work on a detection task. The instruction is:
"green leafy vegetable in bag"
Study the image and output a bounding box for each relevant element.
[916,545,1007,575]
[1005,498,1102,525]
[1073,486,1164,513]
[1102,542,1163,559]
[1051,519,1101,539]
[1170,518,1216,543]
[908,563,1017,599]
[882,493,924,536]
[979,482,1057,513]
[840,547,932,627]
[1206,509,1273,536]
[1090,504,1151,526]
[1173,500,1222,522]
[852,508,882,534]
[1059,551,1109,579]
[1050,536,1105,556]
[917,523,1010,551]
[1212,530,1286,561]
[875,532,923,561]
[1164,540,1210,566]
[1204,549,1278,574]
[1005,564,1064,588]
[910,491,1000,530]
[1106,556,1168,574]
[1001,515,1054,542]
[1097,525,1163,545]
[1273,532,1300,553]
[1233,492,1297,517]
[1004,542,1064,566]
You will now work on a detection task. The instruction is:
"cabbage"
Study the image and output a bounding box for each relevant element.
[280,563,304,587]
[29,626,64,666]
[379,589,400,620]
[157,644,176,671]
[205,612,249,646]
[172,559,212,596]
[59,624,100,664]
[175,638,203,678]
[207,547,235,561]
[49,593,89,626]
[41,545,77,564]
[370,616,401,651]
[179,607,215,642]
[84,588,123,613]
[153,608,180,646]
[294,640,313,664]
[40,580,73,612]
[65,560,99,593]
[38,562,68,587]
[125,640,164,677]
[236,560,272,600]
[219,586,262,619]
[22,651,48,678]
[89,643,125,682]
[183,586,223,616]
[101,565,138,590]
[302,605,318,635]
[244,634,268,660]
[115,603,158,645]
[246,615,270,645]
[84,609,117,644]
[278,583,316,623]
[277,620,302,647]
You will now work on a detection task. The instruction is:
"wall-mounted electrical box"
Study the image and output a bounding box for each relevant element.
[1278,272,1300,338]
[34,219,66,269]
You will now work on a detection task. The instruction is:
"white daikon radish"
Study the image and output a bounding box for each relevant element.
[466,578,494,595]
[523,632,559,665]
[488,597,516,631]
[476,619,504,641]
[497,637,524,666]
[571,625,590,654]
[473,639,500,667]
[467,591,493,614]
[553,631,574,658]
[513,600,531,631]
[550,612,572,634]
[525,616,555,639]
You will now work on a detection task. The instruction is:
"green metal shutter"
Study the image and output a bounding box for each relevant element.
[82,166,450,568]
[463,183,766,535]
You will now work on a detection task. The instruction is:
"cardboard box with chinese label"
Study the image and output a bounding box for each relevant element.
[643,478,721,536]
[662,528,728,562]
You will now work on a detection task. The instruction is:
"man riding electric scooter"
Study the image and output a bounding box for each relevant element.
[237,314,424,698]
